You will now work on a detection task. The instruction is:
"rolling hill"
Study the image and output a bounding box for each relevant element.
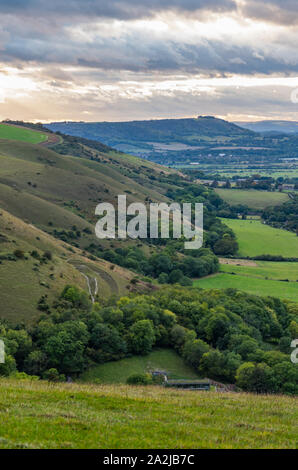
[0,123,178,324]
[46,116,255,156]
[235,120,298,134]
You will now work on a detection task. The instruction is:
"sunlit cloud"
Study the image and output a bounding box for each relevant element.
[0,1,297,121]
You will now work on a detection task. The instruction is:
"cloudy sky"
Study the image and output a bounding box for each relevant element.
[0,0,298,122]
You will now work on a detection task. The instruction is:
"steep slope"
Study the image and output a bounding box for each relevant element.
[0,208,149,324]
[0,138,173,252]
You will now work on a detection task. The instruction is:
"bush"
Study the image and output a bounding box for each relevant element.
[126,373,152,385]
[43,368,65,382]
[14,249,25,259]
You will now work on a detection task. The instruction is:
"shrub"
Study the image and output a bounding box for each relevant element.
[126,373,152,385]
[14,249,25,259]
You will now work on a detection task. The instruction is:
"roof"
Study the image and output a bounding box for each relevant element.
[166,379,211,385]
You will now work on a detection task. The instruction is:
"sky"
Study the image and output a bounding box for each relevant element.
[0,0,298,122]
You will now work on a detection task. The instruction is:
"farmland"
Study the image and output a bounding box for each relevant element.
[221,219,298,257]
[0,378,296,449]
[220,260,298,281]
[194,273,298,302]
[215,189,289,210]
[0,123,48,144]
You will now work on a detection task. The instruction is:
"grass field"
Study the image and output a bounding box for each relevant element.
[215,188,288,210]
[80,348,199,384]
[220,260,298,281]
[194,273,298,302]
[0,378,296,449]
[222,219,298,257]
[0,123,47,144]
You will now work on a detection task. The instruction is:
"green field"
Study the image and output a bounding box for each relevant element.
[194,273,298,302]
[80,348,200,384]
[215,188,288,210]
[0,123,47,144]
[0,378,296,449]
[220,261,298,281]
[222,219,298,257]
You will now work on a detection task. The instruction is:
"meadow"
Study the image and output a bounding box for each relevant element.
[0,378,296,449]
[0,123,47,144]
[220,260,298,281]
[80,348,200,384]
[194,273,298,302]
[215,188,288,210]
[221,219,298,257]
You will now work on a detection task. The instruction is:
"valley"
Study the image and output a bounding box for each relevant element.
[0,119,297,450]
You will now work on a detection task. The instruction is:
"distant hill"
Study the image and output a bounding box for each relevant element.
[46,116,298,166]
[46,116,255,157]
[235,120,298,135]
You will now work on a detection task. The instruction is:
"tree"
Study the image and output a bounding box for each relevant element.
[199,350,241,383]
[182,339,209,368]
[205,312,230,346]
[158,273,169,284]
[90,323,126,362]
[0,354,16,377]
[213,237,238,255]
[168,269,183,284]
[43,368,65,382]
[236,362,275,393]
[24,350,47,376]
[43,321,89,375]
[128,320,155,355]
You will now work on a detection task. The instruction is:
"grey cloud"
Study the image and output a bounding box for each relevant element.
[2,28,298,76]
[0,0,236,20]
[242,0,298,25]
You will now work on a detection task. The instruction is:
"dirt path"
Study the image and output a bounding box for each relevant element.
[39,133,62,147]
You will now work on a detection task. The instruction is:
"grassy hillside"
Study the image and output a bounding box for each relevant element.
[0,378,296,449]
[221,219,298,257]
[194,273,298,302]
[0,209,144,324]
[80,348,200,384]
[0,123,48,144]
[0,138,172,252]
[215,189,288,210]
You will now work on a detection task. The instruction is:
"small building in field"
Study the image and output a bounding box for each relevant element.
[165,379,211,391]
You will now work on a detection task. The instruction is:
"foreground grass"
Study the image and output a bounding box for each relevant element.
[80,348,200,384]
[0,123,47,144]
[194,273,298,302]
[221,219,298,257]
[215,189,288,210]
[0,379,297,449]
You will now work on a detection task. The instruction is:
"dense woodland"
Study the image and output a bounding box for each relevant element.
[1,286,297,394]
